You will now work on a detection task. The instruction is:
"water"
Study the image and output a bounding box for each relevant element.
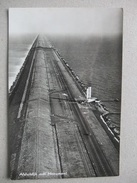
[49,35,122,115]
[9,34,36,89]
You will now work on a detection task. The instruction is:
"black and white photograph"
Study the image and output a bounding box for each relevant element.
[8,8,122,179]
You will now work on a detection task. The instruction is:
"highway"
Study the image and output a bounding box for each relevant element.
[9,35,119,179]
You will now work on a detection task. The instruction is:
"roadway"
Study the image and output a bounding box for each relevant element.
[9,35,119,179]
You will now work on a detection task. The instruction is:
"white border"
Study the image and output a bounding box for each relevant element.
[0,1,137,183]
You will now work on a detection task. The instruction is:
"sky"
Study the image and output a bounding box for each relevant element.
[9,8,123,36]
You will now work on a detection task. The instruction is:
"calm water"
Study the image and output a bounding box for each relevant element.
[49,35,122,113]
[49,35,122,100]
[9,34,122,122]
[9,34,36,89]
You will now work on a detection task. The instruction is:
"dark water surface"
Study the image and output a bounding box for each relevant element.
[49,35,122,123]
[9,34,36,88]
[49,35,122,100]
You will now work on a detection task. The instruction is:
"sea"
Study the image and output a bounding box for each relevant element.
[9,34,36,88]
[9,34,122,126]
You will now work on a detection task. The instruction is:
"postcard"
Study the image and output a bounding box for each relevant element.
[9,8,122,179]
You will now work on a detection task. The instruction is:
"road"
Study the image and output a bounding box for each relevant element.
[9,35,119,179]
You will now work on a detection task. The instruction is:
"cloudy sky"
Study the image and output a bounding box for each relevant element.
[9,8,123,36]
